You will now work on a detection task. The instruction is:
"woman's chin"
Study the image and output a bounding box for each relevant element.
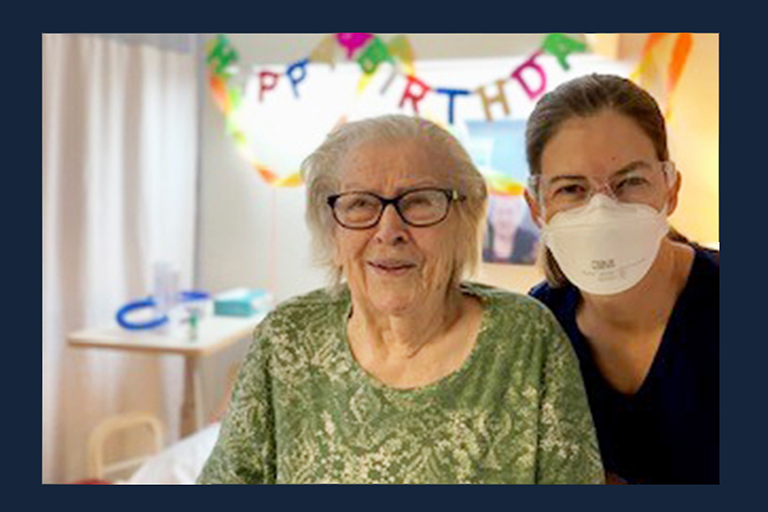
[366,290,420,316]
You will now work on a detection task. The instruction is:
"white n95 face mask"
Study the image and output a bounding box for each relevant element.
[541,194,670,295]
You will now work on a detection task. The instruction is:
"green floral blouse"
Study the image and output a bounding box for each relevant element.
[197,282,604,484]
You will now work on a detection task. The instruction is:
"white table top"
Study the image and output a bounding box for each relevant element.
[67,312,268,357]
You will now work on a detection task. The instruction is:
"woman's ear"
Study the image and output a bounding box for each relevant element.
[524,188,544,228]
[666,169,682,215]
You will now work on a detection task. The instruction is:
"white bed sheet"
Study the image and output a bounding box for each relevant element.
[127,422,220,484]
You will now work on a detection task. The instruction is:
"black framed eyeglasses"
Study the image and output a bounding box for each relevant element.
[327,187,465,230]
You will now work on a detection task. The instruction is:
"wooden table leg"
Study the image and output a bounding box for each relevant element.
[180,356,205,438]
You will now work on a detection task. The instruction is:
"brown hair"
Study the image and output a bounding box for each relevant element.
[525,73,674,287]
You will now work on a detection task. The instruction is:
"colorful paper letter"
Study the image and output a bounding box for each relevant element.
[399,75,431,114]
[510,51,547,100]
[542,33,587,71]
[259,71,280,102]
[358,37,392,75]
[477,80,511,122]
[336,33,373,59]
[435,88,470,125]
[207,34,239,76]
[286,58,309,99]
[380,64,398,95]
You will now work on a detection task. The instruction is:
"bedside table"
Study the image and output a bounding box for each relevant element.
[68,312,267,437]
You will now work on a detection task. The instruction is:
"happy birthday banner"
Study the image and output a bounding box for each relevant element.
[206,33,587,190]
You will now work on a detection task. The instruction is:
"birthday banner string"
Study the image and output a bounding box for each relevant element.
[206,33,589,191]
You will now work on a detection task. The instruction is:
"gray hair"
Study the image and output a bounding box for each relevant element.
[300,114,488,291]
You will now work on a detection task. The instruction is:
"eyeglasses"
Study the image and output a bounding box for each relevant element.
[528,161,677,211]
[327,187,465,230]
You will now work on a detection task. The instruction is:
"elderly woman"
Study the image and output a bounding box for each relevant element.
[198,114,603,484]
[525,74,719,483]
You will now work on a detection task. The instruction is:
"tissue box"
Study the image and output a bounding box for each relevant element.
[214,288,273,317]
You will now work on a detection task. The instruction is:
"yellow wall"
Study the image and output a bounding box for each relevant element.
[621,33,719,245]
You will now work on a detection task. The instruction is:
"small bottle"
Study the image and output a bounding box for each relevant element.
[187,307,200,341]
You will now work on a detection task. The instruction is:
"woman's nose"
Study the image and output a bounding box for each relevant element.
[592,181,614,197]
[374,204,409,245]
[587,181,622,203]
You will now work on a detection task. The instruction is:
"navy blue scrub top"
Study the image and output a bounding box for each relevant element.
[530,247,719,484]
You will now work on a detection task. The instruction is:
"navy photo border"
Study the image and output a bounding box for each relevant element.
[31,7,744,512]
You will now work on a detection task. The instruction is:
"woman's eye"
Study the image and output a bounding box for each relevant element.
[403,197,431,207]
[553,184,585,196]
[344,198,376,211]
[615,176,648,190]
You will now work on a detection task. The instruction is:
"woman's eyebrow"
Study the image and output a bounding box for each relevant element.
[546,161,653,184]
[546,174,588,185]
[612,160,653,177]
[395,182,440,194]
[340,181,440,194]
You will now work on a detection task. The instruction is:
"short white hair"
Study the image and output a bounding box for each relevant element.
[300,114,488,291]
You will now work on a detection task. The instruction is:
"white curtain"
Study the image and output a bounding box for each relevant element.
[43,34,198,483]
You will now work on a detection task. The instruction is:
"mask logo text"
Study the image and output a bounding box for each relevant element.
[591,259,615,270]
